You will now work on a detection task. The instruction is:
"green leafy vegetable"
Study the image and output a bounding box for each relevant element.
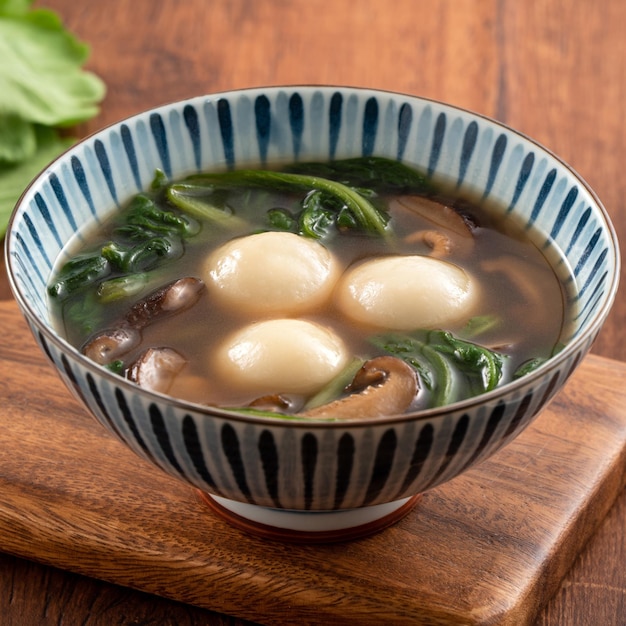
[303,357,366,411]
[166,182,248,228]
[101,237,182,274]
[188,168,391,236]
[114,193,200,239]
[266,207,297,231]
[47,252,110,300]
[220,407,310,420]
[97,273,150,303]
[165,157,433,241]
[48,193,194,300]
[0,113,37,164]
[298,190,338,239]
[421,343,455,406]
[0,2,104,127]
[150,168,169,191]
[513,357,547,378]
[283,156,433,194]
[460,315,501,339]
[0,0,105,234]
[105,360,126,376]
[0,126,74,229]
[370,329,507,407]
[59,289,104,337]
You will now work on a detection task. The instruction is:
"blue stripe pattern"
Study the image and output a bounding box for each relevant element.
[7,87,618,513]
[94,139,118,205]
[182,105,201,170]
[254,95,271,165]
[507,152,534,212]
[71,155,99,217]
[362,97,379,156]
[328,92,343,158]
[288,93,304,158]
[217,98,234,167]
[397,102,413,160]
[484,134,507,198]
[25,314,605,508]
[428,113,446,176]
[458,120,478,186]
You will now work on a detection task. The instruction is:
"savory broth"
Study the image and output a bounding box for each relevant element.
[49,158,569,416]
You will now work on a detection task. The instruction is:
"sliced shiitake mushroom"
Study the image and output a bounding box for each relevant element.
[127,347,187,394]
[83,326,140,365]
[123,276,205,329]
[247,394,293,413]
[299,356,418,420]
[81,277,205,365]
[391,195,475,257]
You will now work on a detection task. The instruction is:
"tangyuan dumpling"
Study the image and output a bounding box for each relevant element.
[335,255,479,330]
[204,231,340,316]
[214,318,349,395]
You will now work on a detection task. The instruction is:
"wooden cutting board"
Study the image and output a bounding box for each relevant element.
[1,299,625,626]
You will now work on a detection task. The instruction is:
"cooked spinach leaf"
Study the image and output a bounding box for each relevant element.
[513,357,547,378]
[167,182,248,228]
[283,156,433,194]
[370,329,506,407]
[48,193,194,300]
[187,167,390,236]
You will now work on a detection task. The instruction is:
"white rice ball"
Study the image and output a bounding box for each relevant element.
[204,231,340,316]
[214,318,349,394]
[335,255,479,330]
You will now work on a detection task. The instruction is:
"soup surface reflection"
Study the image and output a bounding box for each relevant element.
[49,158,570,418]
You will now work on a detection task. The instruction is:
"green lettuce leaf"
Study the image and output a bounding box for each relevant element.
[0,113,36,163]
[0,0,32,17]
[0,8,105,128]
[0,1,104,236]
[0,126,74,237]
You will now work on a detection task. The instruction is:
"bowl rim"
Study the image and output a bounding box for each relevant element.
[5,85,621,428]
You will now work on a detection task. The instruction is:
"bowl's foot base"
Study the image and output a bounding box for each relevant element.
[196,491,422,543]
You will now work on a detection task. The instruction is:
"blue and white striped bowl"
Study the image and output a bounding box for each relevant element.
[5,87,619,538]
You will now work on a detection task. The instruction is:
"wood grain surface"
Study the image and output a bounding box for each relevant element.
[1,300,626,626]
[1,1,626,624]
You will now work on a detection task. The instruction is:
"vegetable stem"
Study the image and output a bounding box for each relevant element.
[369,328,507,408]
[189,169,390,236]
[303,357,366,410]
[166,183,248,228]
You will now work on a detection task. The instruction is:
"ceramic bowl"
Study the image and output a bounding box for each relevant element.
[5,87,620,541]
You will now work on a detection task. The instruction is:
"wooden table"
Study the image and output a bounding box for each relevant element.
[2,1,625,624]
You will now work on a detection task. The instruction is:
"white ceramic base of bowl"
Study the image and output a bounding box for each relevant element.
[197,491,422,542]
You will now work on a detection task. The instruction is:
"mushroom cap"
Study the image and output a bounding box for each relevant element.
[128,347,187,394]
[300,356,418,420]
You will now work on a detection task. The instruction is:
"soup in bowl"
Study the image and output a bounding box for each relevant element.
[5,87,619,540]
